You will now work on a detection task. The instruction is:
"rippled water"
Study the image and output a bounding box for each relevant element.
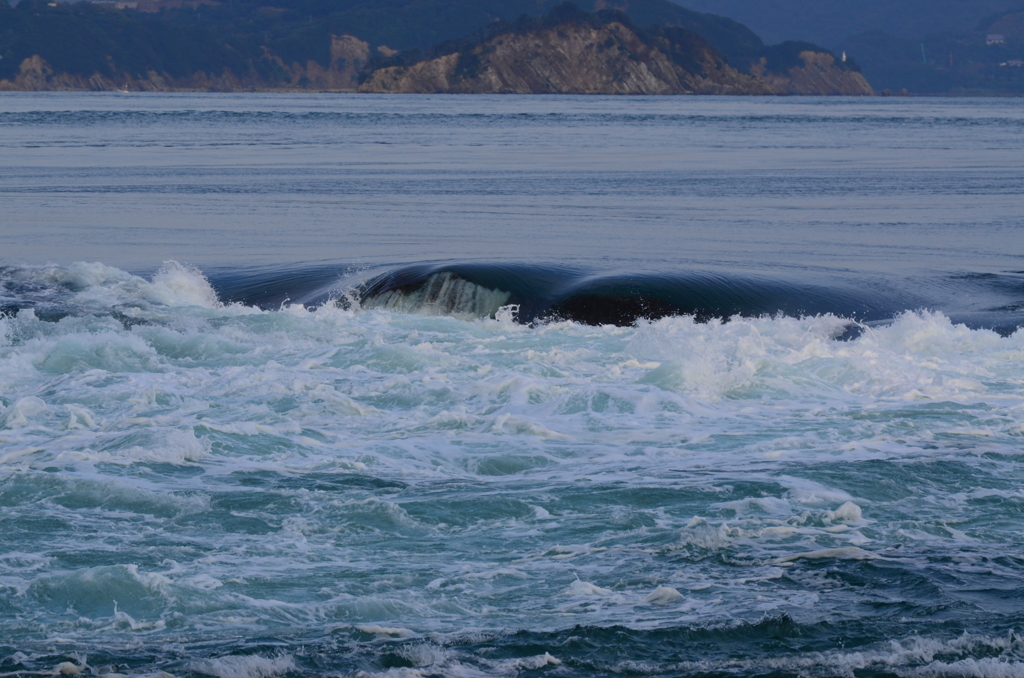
[1,94,1023,677]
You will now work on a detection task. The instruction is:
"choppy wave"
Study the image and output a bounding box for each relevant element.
[2,261,1024,676]
[3,620,1024,677]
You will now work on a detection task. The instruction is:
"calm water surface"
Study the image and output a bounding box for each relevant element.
[1,94,1023,677]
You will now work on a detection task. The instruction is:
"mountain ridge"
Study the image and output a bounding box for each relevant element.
[358,5,871,95]
[1,0,868,93]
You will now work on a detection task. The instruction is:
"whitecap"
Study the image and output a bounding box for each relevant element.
[192,654,295,678]
[643,585,684,605]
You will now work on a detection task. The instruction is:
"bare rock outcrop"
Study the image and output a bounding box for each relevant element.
[360,20,772,95]
[358,17,863,96]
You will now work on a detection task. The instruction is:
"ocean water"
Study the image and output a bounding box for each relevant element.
[1,93,1024,677]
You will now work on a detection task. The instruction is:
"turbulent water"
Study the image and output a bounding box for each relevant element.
[1,94,1024,677]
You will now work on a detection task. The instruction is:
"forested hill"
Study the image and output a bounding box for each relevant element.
[1,0,835,90]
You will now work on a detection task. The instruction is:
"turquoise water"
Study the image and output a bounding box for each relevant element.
[1,94,1024,677]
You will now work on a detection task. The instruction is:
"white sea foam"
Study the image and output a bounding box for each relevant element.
[827,501,863,524]
[192,655,295,678]
[643,586,684,605]
[351,646,561,678]
[2,262,1024,661]
[1,397,47,429]
[563,580,614,597]
[907,658,1024,678]
[355,624,417,637]
[146,261,221,309]
[485,653,562,671]
[597,630,1024,677]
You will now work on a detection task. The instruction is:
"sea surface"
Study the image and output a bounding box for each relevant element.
[1,93,1024,677]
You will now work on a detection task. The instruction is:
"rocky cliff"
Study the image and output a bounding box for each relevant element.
[359,11,871,95]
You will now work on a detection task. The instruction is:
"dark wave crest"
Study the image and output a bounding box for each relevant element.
[2,262,1022,334]
[354,263,908,327]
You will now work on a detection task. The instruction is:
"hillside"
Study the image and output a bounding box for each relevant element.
[1,0,764,82]
[836,9,1024,95]
[1,0,866,92]
[0,0,252,87]
[672,0,1024,94]
[359,5,872,95]
[672,0,1024,47]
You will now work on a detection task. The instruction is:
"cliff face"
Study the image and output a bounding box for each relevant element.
[358,17,870,95]
[0,35,370,92]
[359,20,774,95]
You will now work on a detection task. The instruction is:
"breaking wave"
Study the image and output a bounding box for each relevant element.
[352,263,906,326]
[3,260,1023,334]
[360,270,513,320]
